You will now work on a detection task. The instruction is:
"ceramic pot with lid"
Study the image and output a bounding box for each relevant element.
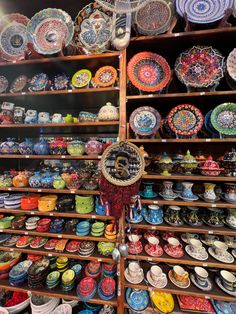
[49,137,67,155]
[34,137,49,155]
[19,138,34,155]
[0,138,19,154]
[12,172,29,188]
[98,102,119,121]
[85,138,103,156]
[67,140,85,156]
[180,150,198,174]
[199,155,224,176]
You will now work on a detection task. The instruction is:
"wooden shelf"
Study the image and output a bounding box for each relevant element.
[0,121,119,128]
[0,87,119,98]
[0,245,112,263]
[0,281,117,306]
[0,154,102,160]
[0,187,99,195]
[142,173,236,182]
[127,138,236,143]
[0,228,116,242]
[125,221,236,236]
[0,52,120,67]
[0,208,114,220]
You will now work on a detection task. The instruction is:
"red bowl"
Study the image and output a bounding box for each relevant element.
[101,277,116,295]
[78,277,96,295]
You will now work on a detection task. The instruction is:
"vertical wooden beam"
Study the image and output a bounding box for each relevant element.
[118,49,127,141]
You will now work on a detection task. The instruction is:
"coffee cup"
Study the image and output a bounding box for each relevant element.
[128,261,143,278]
[128,234,140,243]
[204,234,219,244]
[148,236,159,251]
[194,267,208,286]
[213,241,228,256]
[168,237,182,249]
[150,265,166,282]
[186,233,199,243]
[220,270,236,291]
[173,265,189,283]
[224,236,236,246]
[189,239,203,254]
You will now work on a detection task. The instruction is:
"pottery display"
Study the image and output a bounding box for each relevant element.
[158,152,174,176]
[38,112,50,124]
[124,262,144,284]
[190,267,212,291]
[78,111,97,122]
[140,181,157,198]
[203,207,224,227]
[0,138,19,154]
[168,265,190,288]
[226,209,236,229]
[180,150,198,174]
[164,237,184,258]
[19,138,34,155]
[160,181,178,200]
[33,138,49,155]
[126,288,149,312]
[98,102,119,121]
[29,172,42,188]
[179,182,198,201]
[67,140,85,156]
[184,206,202,226]
[41,172,53,188]
[185,239,208,261]
[199,155,224,176]
[24,110,38,124]
[211,103,236,136]
[208,241,234,264]
[85,138,103,156]
[146,265,167,289]
[52,113,63,123]
[222,149,236,177]
[12,172,28,188]
[94,66,117,87]
[202,183,217,201]
[49,137,67,155]
[143,204,163,225]
[165,205,183,226]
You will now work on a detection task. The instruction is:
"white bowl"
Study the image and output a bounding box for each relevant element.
[4,298,30,314]
[53,304,72,314]
[0,307,9,314]
[62,299,78,308]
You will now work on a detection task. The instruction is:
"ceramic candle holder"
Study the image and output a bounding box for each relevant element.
[220,270,236,291]
[194,267,209,287]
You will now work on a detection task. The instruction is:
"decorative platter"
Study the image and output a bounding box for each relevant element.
[129,106,161,137]
[127,51,171,92]
[126,288,149,312]
[210,102,236,136]
[167,104,204,137]
[150,290,175,313]
[28,73,49,92]
[175,46,225,88]
[134,0,173,36]
[0,76,8,93]
[72,69,92,88]
[227,48,236,81]
[176,0,234,24]
[101,141,145,187]
[0,13,29,62]
[10,75,28,93]
[51,73,70,91]
[27,8,74,55]
[204,110,219,137]
[72,2,112,54]
[94,66,117,87]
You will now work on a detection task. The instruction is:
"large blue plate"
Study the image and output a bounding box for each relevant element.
[126,288,149,311]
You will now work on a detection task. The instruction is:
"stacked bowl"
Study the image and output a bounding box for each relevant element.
[56,257,69,273]
[50,219,65,233]
[102,263,117,277]
[91,222,105,237]
[4,194,24,209]
[71,264,82,279]
[98,277,116,300]
[9,260,32,286]
[85,261,101,279]
[76,221,91,236]
[36,218,51,232]
[0,193,9,207]
[104,224,117,240]
[78,241,95,257]
[75,195,94,214]
[46,271,60,289]
[76,277,97,301]
[28,259,50,289]
[53,304,72,314]
[61,269,76,291]
[25,217,40,230]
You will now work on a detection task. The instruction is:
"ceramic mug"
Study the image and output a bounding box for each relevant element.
[150,265,166,282]
[167,237,182,250]
[148,236,159,251]
[194,267,208,286]
[128,261,143,278]
[220,270,236,291]
[173,265,189,283]
[128,234,140,243]
[189,239,203,254]
[213,241,228,256]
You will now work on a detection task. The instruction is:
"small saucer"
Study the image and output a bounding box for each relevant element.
[185,245,208,261]
[221,195,236,205]
[164,244,184,258]
[181,233,199,244]
[168,270,190,289]
[145,216,163,225]
[139,191,157,199]
[208,247,234,264]
[215,276,236,296]
[145,244,163,257]
[126,216,143,224]
[202,218,224,228]
[146,271,167,289]
[159,193,178,201]
[190,273,212,292]
[164,216,184,227]
[178,195,199,202]
[124,268,144,284]
[199,194,220,203]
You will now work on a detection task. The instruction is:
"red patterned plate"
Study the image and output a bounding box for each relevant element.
[44,239,59,250]
[127,52,171,92]
[164,244,184,258]
[78,277,96,295]
[177,295,215,313]
[94,66,117,87]
[66,240,81,253]
[167,104,204,137]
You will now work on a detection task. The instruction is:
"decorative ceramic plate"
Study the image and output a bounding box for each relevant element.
[129,106,161,137]
[227,48,236,81]
[168,270,190,289]
[167,104,204,136]
[10,75,28,93]
[27,8,74,55]
[0,14,29,61]
[134,0,173,36]
[210,103,236,135]
[94,66,117,87]
[73,2,112,54]
[127,52,171,92]
[175,46,225,88]
[0,76,8,93]
[28,73,49,92]
[150,290,175,313]
[215,276,236,296]
[176,0,234,24]
[204,110,219,137]
[51,73,70,91]
[72,69,92,88]
[126,288,149,312]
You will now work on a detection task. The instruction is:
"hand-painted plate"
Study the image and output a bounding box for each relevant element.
[130,106,161,137]
[0,14,29,62]
[175,46,225,88]
[94,66,117,87]
[210,102,236,135]
[51,73,70,91]
[27,8,74,55]
[126,288,149,312]
[0,76,8,93]
[167,104,204,136]
[176,0,234,24]
[150,290,175,313]
[72,69,92,88]
[227,48,236,81]
[10,75,28,93]
[204,110,219,137]
[127,51,171,92]
[72,2,112,54]
[28,73,49,92]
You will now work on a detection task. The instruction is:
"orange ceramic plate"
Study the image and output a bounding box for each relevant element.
[94,66,117,87]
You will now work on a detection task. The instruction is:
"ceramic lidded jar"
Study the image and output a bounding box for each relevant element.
[53,176,66,189]
[33,137,49,155]
[158,152,173,176]
[29,171,42,188]
[98,102,119,121]
[199,155,223,176]
[41,171,53,188]
[38,112,50,124]
[49,137,67,155]
[67,140,85,156]
[64,114,73,123]
[85,138,103,156]
[0,138,19,154]
[12,171,29,188]
[19,138,34,155]
[180,150,198,174]
[24,109,37,124]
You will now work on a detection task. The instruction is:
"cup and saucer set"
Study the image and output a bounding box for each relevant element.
[185,238,209,261]
[142,205,163,225]
[190,266,213,292]
[124,261,144,284]
[164,237,184,258]
[208,241,234,264]
[126,204,143,224]
[178,182,199,202]
[216,270,236,296]
[127,234,143,255]
[144,236,163,257]
[181,232,200,244]
[146,265,167,289]
[168,265,190,289]
[200,234,220,246]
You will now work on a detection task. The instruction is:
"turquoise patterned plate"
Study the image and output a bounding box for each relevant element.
[126,288,149,311]
[210,103,236,136]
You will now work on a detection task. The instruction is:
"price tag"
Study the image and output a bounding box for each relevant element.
[205,296,210,299]
[25,155,30,158]
[203,263,208,267]
[58,235,62,238]
[8,188,12,191]
[200,92,205,95]
[98,258,102,262]
[10,248,14,252]
[148,257,153,262]
[68,89,72,93]
[151,226,156,230]
[115,86,119,90]
[0,230,3,233]
[30,211,35,215]
[37,189,42,192]
[153,201,158,205]
[161,139,167,142]
[61,155,66,159]
[211,204,216,208]
[205,139,211,142]
[91,215,96,219]
[48,253,52,257]
[148,94,154,97]
[98,156,102,159]
[24,232,28,235]
[21,92,26,95]
[174,33,180,37]
[12,60,16,63]
[50,213,54,216]
[70,190,76,194]
[208,230,214,234]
